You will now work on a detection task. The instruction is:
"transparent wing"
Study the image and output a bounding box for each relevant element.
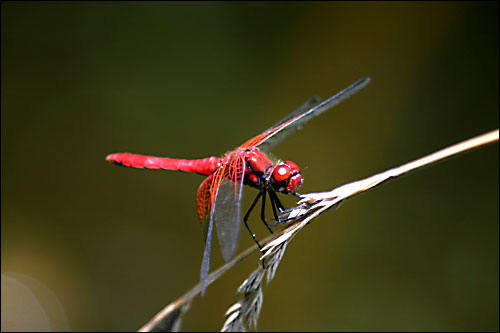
[197,174,216,239]
[249,77,371,152]
[200,207,214,296]
[198,173,218,295]
[198,155,245,295]
[263,96,322,136]
[213,157,245,262]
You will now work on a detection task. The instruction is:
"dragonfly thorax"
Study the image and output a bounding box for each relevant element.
[242,148,303,194]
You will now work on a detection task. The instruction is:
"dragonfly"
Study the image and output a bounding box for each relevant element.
[106,77,371,295]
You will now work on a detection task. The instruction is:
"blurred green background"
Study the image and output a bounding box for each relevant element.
[1,1,498,332]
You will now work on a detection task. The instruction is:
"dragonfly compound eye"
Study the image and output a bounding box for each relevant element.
[286,172,303,193]
[284,160,299,172]
[272,164,292,183]
[271,163,303,193]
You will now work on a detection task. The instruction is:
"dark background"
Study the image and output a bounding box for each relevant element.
[1,2,498,331]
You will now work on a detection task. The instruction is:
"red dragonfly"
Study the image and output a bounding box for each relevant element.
[106,77,370,294]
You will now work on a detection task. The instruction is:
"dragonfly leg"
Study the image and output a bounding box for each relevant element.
[269,190,286,212]
[269,191,288,223]
[260,191,274,234]
[268,190,281,224]
[243,191,263,250]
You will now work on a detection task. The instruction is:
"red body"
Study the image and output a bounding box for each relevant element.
[105,153,221,176]
[106,147,302,221]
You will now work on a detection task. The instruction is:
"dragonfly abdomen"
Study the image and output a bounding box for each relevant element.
[106,153,220,175]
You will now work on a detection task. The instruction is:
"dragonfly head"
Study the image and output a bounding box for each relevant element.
[271,160,303,194]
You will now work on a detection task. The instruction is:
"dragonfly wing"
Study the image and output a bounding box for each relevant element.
[197,155,245,294]
[213,156,245,262]
[263,96,322,135]
[253,96,321,152]
[197,173,219,295]
[255,77,371,152]
[197,174,216,239]
[200,208,214,296]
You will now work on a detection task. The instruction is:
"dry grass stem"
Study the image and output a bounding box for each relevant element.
[138,242,261,332]
[221,243,287,332]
